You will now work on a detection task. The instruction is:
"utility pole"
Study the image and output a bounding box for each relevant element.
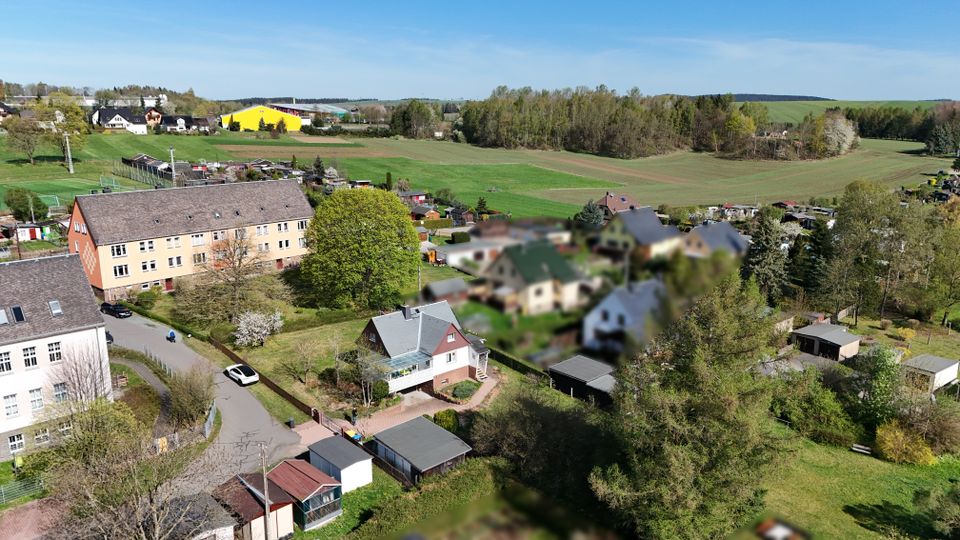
[260,443,274,540]
[13,223,22,260]
[169,146,176,185]
[64,133,74,174]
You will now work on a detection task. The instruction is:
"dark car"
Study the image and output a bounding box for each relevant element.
[100,302,132,318]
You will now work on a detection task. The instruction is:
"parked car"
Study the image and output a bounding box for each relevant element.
[225,364,259,386]
[100,302,132,318]
[105,330,114,345]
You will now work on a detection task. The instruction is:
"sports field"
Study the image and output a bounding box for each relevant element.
[737,100,940,125]
[0,132,951,216]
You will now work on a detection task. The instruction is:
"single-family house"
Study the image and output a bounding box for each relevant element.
[582,280,664,353]
[213,474,296,540]
[548,354,616,406]
[91,107,148,135]
[369,416,471,484]
[0,255,113,460]
[358,301,488,393]
[422,277,470,305]
[449,207,475,226]
[483,241,584,315]
[791,323,861,361]
[144,107,163,127]
[430,238,521,273]
[411,205,440,221]
[595,191,641,219]
[0,103,18,124]
[398,190,428,205]
[781,212,818,230]
[684,221,750,257]
[268,459,342,531]
[903,354,959,394]
[308,436,373,494]
[67,180,312,301]
[160,115,196,133]
[597,207,682,260]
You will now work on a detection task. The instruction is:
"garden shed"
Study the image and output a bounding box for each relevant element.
[308,436,373,494]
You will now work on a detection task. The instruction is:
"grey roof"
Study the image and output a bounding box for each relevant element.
[616,207,680,245]
[548,355,614,383]
[74,180,313,246]
[309,436,372,469]
[690,221,750,253]
[370,301,462,358]
[791,323,860,347]
[904,354,959,374]
[374,416,471,472]
[0,255,104,347]
[398,190,427,197]
[586,373,617,393]
[269,102,349,114]
[425,277,468,298]
[599,280,664,342]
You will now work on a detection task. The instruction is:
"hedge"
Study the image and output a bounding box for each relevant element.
[281,308,376,334]
[346,457,508,540]
[487,346,545,377]
[419,218,454,230]
[119,301,209,340]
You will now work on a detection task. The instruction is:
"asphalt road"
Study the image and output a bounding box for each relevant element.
[104,313,302,485]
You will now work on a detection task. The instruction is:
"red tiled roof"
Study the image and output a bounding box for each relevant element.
[267,460,340,502]
[596,191,640,213]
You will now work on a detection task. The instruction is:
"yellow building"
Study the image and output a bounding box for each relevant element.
[221,105,303,132]
[68,181,313,301]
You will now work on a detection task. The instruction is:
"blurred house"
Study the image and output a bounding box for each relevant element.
[430,238,521,273]
[422,277,470,305]
[582,280,664,353]
[684,221,750,257]
[482,241,584,315]
[595,191,641,219]
[597,207,682,260]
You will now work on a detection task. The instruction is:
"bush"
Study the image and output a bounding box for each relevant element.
[168,367,214,427]
[879,319,893,330]
[419,218,454,230]
[372,380,389,402]
[209,322,236,344]
[894,327,917,342]
[233,311,283,347]
[898,397,960,455]
[906,318,921,329]
[134,288,160,310]
[876,420,936,465]
[433,409,459,432]
[771,369,861,447]
[451,380,481,400]
[450,231,471,244]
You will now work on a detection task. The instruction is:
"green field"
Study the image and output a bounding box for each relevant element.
[0,131,951,216]
[737,100,941,125]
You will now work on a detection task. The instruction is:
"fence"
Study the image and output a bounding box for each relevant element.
[154,401,217,454]
[112,160,172,188]
[835,305,857,323]
[0,478,43,505]
[203,400,218,438]
[487,346,546,377]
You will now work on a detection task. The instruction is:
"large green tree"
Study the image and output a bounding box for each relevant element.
[3,187,48,222]
[390,99,437,139]
[573,199,604,229]
[590,277,785,539]
[34,91,88,161]
[2,116,45,165]
[302,189,419,308]
[742,210,787,304]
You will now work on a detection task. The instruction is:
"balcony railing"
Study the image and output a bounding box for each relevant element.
[304,499,342,529]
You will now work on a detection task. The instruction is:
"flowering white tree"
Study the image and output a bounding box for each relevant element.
[233,310,283,347]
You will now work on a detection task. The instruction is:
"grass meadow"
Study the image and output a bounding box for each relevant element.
[739,100,941,125]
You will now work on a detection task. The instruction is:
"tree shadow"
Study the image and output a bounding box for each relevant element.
[843,501,937,538]
[3,155,70,165]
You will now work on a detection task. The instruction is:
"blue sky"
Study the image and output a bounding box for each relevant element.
[4,0,956,100]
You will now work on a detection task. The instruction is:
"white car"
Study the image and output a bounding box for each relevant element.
[225,364,260,386]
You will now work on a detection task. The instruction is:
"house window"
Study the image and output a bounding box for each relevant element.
[617,314,625,326]
[297,220,307,231]
[81,223,86,234]
[48,300,62,316]
[168,256,182,268]
[166,236,181,249]
[113,264,130,278]
[53,383,67,403]
[191,233,205,246]
[368,333,377,343]
[425,359,431,368]
[8,434,23,454]
[110,244,126,258]
[58,422,72,437]
[256,225,269,236]
[29,388,43,411]
[11,306,24,323]
[278,239,290,250]
[139,240,154,252]
[298,237,307,249]
[601,310,609,321]
[277,222,289,233]
[48,342,62,363]
[446,351,456,364]
[447,333,455,343]
[234,229,246,240]
[257,243,269,253]
[141,283,151,290]
[212,230,225,241]
[4,395,17,418]
[534,287,543,297]
[34,429,50,445]
[141,260,157,272]
[73,222,80,233]
[193,252,207,265]
[0,310,6,326]
[23,347,37,368]
[0,352,10,373]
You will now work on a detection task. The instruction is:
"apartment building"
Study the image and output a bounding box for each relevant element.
[0,255,112,460]
[67,180,314,300]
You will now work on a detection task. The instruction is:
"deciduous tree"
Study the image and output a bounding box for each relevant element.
[3,187,48,222]
[2,116,44,165]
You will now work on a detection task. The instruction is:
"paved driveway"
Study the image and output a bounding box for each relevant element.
[104,314,302,484]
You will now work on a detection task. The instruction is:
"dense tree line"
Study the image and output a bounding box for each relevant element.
[458,86,857,160]
[844,101,960,155]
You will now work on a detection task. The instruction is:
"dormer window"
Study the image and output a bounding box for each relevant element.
[48,301,62,316]
[11,306,25,323]
[0,310,7,325]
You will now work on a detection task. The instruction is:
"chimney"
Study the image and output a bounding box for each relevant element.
[401,305,414,320]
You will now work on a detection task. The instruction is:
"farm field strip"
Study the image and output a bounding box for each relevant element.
[738,100,940,125]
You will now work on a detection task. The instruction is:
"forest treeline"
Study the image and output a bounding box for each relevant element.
[457,86,857,160]
[843,101,960,154]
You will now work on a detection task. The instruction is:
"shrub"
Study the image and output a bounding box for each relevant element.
[420,218,454,230]
[876,420,936,465]
[880,319,893,330]
[898,397,960,455]
[451,380,481,400]
[906,318,921,329]
[168,366,214,427]
[433,409,458,432]
[134,288,160,310]
[371,379,389,402]
[209,322,236,344]
[894,327,917,342]
[233,311,283,347]
[771,369,861,446]
[451,231,471,244]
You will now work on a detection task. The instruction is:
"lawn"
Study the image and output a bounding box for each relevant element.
[738,100,940,125]
[841,314,960,361]
[295,468,403,539]
[111,362,161,427]
[455,301,582,360]
[763,431,960,539]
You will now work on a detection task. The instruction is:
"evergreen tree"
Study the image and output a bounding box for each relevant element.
[742,211,787,303]
[591,277,784,539]
[290,155,298,170]
[573,200,604,229]
[258,118,266,131]
[313,157,324,174]
[475,196,489,214]
[385,172,393,191]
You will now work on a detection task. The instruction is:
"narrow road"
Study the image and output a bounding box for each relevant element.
[104,314,302,487]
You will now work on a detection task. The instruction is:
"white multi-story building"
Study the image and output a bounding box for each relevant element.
[0,255,112,460]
